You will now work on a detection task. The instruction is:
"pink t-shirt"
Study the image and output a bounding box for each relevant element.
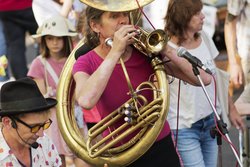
[73,48,170,143]
[28,55,101,124]
[83,106,101,123]
[27,56,65,90]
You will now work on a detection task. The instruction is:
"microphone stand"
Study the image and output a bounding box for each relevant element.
[191,65,243,167]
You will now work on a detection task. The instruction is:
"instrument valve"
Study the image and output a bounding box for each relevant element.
[122,103,136,116]
[124,109,131,116]
[124,117,137,125]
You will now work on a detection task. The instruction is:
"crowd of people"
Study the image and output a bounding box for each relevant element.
[0,0,249,167]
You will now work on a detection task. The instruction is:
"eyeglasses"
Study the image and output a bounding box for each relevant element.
[13,117,52,133]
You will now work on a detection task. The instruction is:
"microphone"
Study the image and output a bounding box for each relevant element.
[30,142,39,149]
[177,47,212,75]
[15,129,39,149]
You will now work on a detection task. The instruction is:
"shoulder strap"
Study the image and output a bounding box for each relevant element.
[38,56,59,85]
[201,31,213,56]
[167,41,178,50]
[38,56,49,90]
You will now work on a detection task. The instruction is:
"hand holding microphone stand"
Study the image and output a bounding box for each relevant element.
[177,47,243,167]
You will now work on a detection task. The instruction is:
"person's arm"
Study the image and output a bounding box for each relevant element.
[74,25,137,110]
[33,78,47,95]
[224,13,244,87]
[228,94,245,130]
[160,45,212,86]
[74,53,120,110]
[27,58,47,96]
[60,0,73,17]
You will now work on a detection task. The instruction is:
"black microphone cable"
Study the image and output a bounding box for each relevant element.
[14,126,39,149]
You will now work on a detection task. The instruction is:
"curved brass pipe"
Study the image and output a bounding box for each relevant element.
[56,3,170,165]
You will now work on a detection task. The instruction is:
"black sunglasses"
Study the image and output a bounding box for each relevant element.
[13,117,52,133]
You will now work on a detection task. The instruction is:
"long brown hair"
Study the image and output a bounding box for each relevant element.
[40,36,72,58]
[84,6,105,47]
[164,0,203,45]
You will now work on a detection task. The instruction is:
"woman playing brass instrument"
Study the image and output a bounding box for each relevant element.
[72,6,211,167]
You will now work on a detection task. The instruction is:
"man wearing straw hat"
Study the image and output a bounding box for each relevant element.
[0,77,61,166]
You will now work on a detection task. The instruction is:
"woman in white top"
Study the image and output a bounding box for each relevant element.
[164,0,244,167]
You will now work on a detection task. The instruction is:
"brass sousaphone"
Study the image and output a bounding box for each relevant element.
[56,0,170,166]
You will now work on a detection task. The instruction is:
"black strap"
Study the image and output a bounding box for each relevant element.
[75,43,94,60]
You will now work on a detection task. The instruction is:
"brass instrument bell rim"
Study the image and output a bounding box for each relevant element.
[146,29,167,54]
[79,0,154,12]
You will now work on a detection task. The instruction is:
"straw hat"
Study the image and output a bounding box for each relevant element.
[0,77,57,116]
[32,15,77,38]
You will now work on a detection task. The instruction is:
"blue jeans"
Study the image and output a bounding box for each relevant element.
[0,19,9,81]
[0,20,6,55]
[172,113,218,167]
[0,8,38,79]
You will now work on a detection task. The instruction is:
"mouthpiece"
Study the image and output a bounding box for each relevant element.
[105,38,113,47]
